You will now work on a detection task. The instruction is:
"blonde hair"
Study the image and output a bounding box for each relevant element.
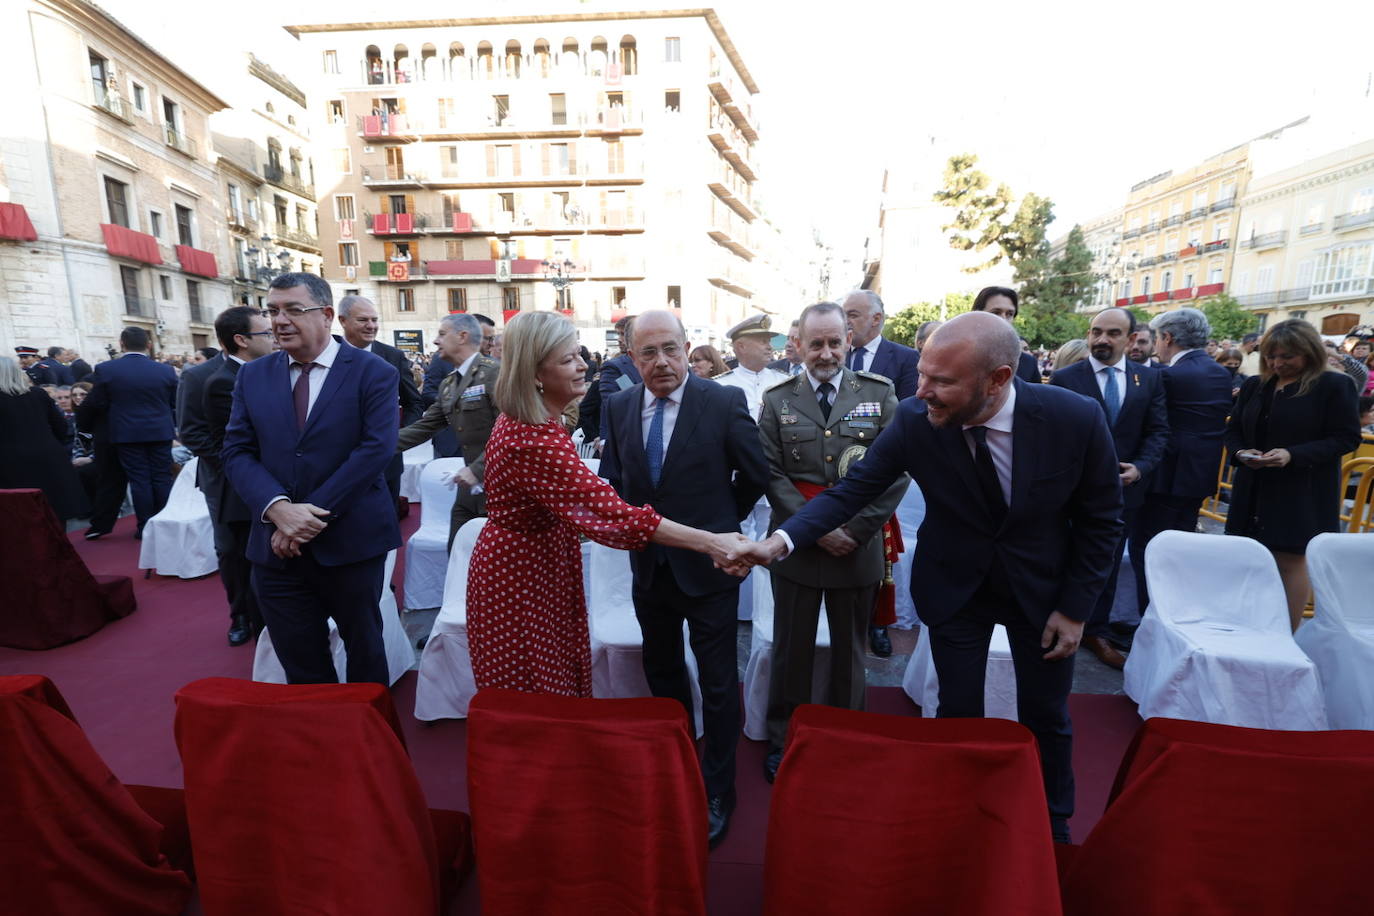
[494,311,578,425]
[0,357,30,396]
[1053,338,1089,370]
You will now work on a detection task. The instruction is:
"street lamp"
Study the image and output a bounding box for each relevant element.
[541,257,577,312]
[246,234,294,286]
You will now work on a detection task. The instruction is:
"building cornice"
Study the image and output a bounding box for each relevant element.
[214,154,264,185]
[284,8,760,94]
[1241,158,1374,208]
[248,54,307,109]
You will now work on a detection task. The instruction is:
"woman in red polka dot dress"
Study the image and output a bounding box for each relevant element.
[468,312,748,697]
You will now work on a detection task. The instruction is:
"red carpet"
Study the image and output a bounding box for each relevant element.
[0,515,1144,915]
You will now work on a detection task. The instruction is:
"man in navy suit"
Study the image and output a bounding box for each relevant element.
[81,327,178,537]
[972,286,1042,383]
[600,309,768,849]
[841,290,920,399]
[222,273,400,685]
[1050,307,1169,668]
[596,314,643,441]
[1132,307,1232,617]
[732,312,1123,843]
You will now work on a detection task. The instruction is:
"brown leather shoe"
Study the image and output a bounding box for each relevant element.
[1084,635,1126,670]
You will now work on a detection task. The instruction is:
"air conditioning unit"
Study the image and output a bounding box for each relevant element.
[344,265,357,280]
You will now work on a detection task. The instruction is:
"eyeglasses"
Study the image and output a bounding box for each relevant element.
[242,330,275,337]
[262,305,328,319]
[636,343,682,361]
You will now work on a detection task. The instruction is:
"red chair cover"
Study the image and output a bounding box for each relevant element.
[174,677,453,916]
[0,678,190,915]
[763,705,1061,916]
[1062,718,1374,915]
[467,689,708,916]
[0,488,136,649]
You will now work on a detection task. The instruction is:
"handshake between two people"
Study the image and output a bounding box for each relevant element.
[696,525,863,578]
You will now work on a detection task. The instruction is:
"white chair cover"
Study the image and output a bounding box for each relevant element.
[736,498,773,622]
[413,518,486,720]
[402,457,465,610]
[890,483,927,629]
[137,457,218,578]
[399,440,434,502]
[1295,533,1374,729]
[742,592,833,740]
[252,550,414,685]
[901,623,1018,720]
[586,542,704,737]
[1123,531,1327,729]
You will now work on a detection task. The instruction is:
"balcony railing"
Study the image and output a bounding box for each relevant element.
[1203,238,1231,253]
[189,303,210,324]
[1143,221,1160,234]
[94,90,132,122]
[1123,228,1142,240]
[225,207,256,233]
[275,225,320,250]
[164,126,197,158]
[1180,245,1201,258]
[1160,251,1179,262]
[1243,230,1288,250]
[361,165,427,187]
[1333,210,1374,232]
[262,163,317,200]
[1235,288,1310,309]
[123,295,153,317]
[1210,198,1236,213]
[1186,207,1208,220]
[1299,222,1324,235]
[1138,256,1160,268]
[357,53,636,87]
[1165,214,1184,227]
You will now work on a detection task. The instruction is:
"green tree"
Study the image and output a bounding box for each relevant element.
[884,293,973,345]
[932,154,1014,273]
[1199,292,1259,340]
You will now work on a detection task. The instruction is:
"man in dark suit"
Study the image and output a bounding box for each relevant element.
[1050,307,1169,668]
[202,306,274,645]
[63,349,93,383]
[767,319,804,376]
[1128,327,1160,367]
[81,327,178,537]
[40,347,74,384]
[841,290,920,399]
[596,315,643,442]
[733,312,1123,843]
[337,295,422,509]
[1132,307,1232,617]
[222,273,401,685]
[972,286,1042,383]
[600,309,768,849]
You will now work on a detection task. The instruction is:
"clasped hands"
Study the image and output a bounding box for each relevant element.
[705,528,857,578]
[1235,448,1291,469]
[266,501,331,559]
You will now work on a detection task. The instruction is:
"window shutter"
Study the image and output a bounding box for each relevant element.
[485,145,495,177]
[489,238,500,259]
[405,194,415,215]
[380,196,391,214]
[512,144,522,176]
[541,143,550,176]
[568,142,577,175]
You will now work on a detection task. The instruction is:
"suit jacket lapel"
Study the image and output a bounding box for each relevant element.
[301,345,353,438]
[623,381,648,480]
[1007,381,1040,524]
[936,422,992,519]
[271,351,296,432]
[658,378,704,486]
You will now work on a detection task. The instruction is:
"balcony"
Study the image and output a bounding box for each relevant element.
[262,163,317,201]
[1180,245,1201,258]
[356,113,413,140]
[225,207,257,234]
[1196,282,1225,297]
[1160,252,1179,263]
[1299,222,1324,236]
[708,177,757,223]
[1165,214,1185,228]
[1210,198,1236,213]
[1186,207,1208,221]
[1123,228,1142,240]
[706,113,757,182]
[1333,210,1374,232]
[93,90,132,123]
[1243,230,1287,251]
[415,212,475,233]
[189,303,211,324]
[275,225,321,252]
[366,212,424,234]
[123,295,154,317]
[706,68,759,142]
[361,165,426,189]
[1203,238,1231,253]
[1137,256,1160,268]
[164,126,197,159]
[1142,222,1160,235]
[1236,288,1310,309]
[1150,291,1171,303]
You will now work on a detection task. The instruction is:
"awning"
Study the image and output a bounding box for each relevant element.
[101,223,162,265]
[175,244,218,279]
[0,202,38,242]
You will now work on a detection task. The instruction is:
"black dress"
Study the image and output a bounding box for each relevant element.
[1224,372,1361,553]
[0,389,90,520]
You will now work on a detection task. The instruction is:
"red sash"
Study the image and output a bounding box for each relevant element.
[792,481,905,627]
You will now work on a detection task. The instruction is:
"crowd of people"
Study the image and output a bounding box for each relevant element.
[2,274,1369,850]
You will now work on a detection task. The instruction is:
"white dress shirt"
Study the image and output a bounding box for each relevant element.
[453,351,477,380]
[716,364,787,422]
[640,376,687,450]
[1169,348,1199,367]
[289,336,341,420]
[848,336,881,372]
[1087,354,1128,413]
[962,384,1016,507]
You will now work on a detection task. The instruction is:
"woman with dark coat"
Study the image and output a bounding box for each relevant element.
[0,357,90,520]
[1224,320,1362,630]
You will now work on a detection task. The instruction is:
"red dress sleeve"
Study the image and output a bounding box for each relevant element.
[513,425,662,549]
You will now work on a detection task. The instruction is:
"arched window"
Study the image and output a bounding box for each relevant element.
[420,42,437,80]
[588,36,608,76]
[365,45,383,85]
[448,42,467,80]
[619,35,637,75]
[533,39,551,77]
[393,44,411,83]
[505,40,522,78]
[476,41,493,79]
[560,37,580,74]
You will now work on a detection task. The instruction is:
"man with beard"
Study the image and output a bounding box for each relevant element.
[1050,307,1169,669]
[731,311,1122,843]
[756,301,909,783]
[1128,327,1160,367]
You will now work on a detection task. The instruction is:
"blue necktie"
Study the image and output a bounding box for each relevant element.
[848,348,866,371]
[646,396,667,487]
[1103,366,1121,427]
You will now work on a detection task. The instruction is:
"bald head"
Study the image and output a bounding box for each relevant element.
[631,309,689,398]
[926,311,1022,374]
[916,311,1020,428]
[630,309,686,346]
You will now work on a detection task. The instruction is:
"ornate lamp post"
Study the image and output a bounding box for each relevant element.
[541,256,577,314]
[246,233,294,286]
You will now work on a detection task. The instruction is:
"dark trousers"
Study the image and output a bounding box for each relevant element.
[1132,494,1203,617]
[447,487,487,551]
[928,572,1076,842]
[385,453,403,506]
[632,564,740,798]
[766,575,874,748]
[251,551,388,685]
[115,441,171,532]
[1085,506,1137,637]
[87,443,128,533]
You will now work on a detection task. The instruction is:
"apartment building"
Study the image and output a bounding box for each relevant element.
[286,9,765,349]
[1049,208,1122,312]
[0,0,231,356]
[211,54,323,309]
[1231,138,1374,335]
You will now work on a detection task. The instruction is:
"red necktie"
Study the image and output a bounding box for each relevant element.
[292,362,316,429]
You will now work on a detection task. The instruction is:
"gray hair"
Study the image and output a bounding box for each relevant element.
[269,271,333,309]
[1150,308,1211,350]
[336,294,375,319]
[841,289,885,314]
[916,320,943,347]
[796,301,845,338]
[0,357,30,396]
[440,311,482,341]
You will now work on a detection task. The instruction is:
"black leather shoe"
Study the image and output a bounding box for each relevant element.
[707,792,735,849]
[227,616,252,647]
[763,747,783,784]
[869,626,892,658]
[84,528,110,541]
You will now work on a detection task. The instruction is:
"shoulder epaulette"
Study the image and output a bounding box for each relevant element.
[856,369,895,386]
[765,374,796,392]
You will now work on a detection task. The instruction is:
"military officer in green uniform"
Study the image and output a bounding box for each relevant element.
[758,301,910,781]
[397,312,499,549]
